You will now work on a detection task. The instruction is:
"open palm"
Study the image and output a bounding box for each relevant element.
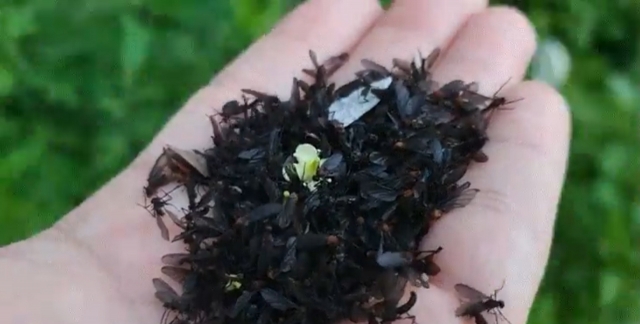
[0,0,570,323]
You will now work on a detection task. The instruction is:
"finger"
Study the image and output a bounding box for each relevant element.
[426,81,570,324]
[331,0,488,85]
[146,0,383,159]
[62,0,382,227]
[430,6,537,93]
[57,0,383,296]
[417,7,570,324]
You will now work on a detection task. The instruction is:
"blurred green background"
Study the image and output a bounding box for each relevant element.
[1,0,639,323]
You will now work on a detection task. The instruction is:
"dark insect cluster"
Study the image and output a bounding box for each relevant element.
[143,48,515,324]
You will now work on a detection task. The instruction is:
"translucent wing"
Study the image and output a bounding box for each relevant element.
[260,288,298,311]
[153,278,180,304]
[229,290,256,318]
[161,266,189,284]
[455,283,489,301]
[161,253,190,266]
[248,203,282,223]
[155,215,169,241]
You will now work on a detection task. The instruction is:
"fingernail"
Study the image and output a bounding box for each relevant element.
[530,37,572,91]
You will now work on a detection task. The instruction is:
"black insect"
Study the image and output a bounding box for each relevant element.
[140,47,507,324]
[296,233,340,251]
[302,50,349,83]
[317,152,346,178]
[153,277,189,311]
[279,236,297,273]
[144,152,173,198]
[454,282,511,324]
[260,288,299,311]
[229,290,256,318]
[276,192,298,229]
[144,146,209,198]
[139,189,178,241]
[161,266,189,284]
[430,182,479,222]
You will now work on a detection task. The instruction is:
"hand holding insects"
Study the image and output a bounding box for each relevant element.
[0,1,569,324]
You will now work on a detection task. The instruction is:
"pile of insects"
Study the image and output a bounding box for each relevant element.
[142,48,515,324]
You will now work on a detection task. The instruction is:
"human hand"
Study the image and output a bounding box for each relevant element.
[0,0,570,323]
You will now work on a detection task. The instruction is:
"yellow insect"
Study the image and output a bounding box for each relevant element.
[282,143,328,191]
[224,274,242,292]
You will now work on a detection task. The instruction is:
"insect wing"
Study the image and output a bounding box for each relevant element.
[319,152,345,177]
[279,236,297,273]
[153,278,180,304]
[196,187,216,209]
[454,302,477,317]
[430,138,444,165]
[307,50,320,69]
[443,188,479,212]
[455,283,490,301]
[322,53,349,78]
[263,176,280,202]
[260,288,298,311]
[368,151,390,166]
[165,209,185,228]
[248,203,282,223]
[393,81,410,111]
[238,147,266,160]
[474,313,489,324]
[361,58,390,75]
[241,88,278,102]
[438,80,465,98]
[207,203,230,232]
[165,145,209,178]
[421,104,455,125]
[473,150,489,163]
[400,94,425,120]
[156,214,170,241]
[277,193,298,229]
[395,291,417,315]
[360,181,398,202]
[161,266,189,284]
[392,57,412,75]
[161,253,190,266]
[208,115,225,146]
[441,165,468,186]
[230,290,256,318]
[220,100,242,117]
[145,153,172,197]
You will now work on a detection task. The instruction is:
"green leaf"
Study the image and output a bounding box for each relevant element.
[120,13,150,87]
[1,6,37,39]
[0,64,14,95]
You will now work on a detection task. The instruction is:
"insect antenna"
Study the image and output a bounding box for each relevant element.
[157,187,182,209]
[492,279,506,298]
[142,187,150,206]
[158,185,181,201]
[139,185,181,212]
[159,308,170,324]
[413,246,443,258]
[490,279,511,324]
[492,78,512,98]
[138,202,156,216]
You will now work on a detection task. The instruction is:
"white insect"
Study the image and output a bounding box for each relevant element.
[327,76,393,127]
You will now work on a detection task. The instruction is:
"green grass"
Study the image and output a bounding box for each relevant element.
[1,0,639,323]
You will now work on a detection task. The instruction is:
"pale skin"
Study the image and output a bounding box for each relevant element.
[0,0,571,323]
